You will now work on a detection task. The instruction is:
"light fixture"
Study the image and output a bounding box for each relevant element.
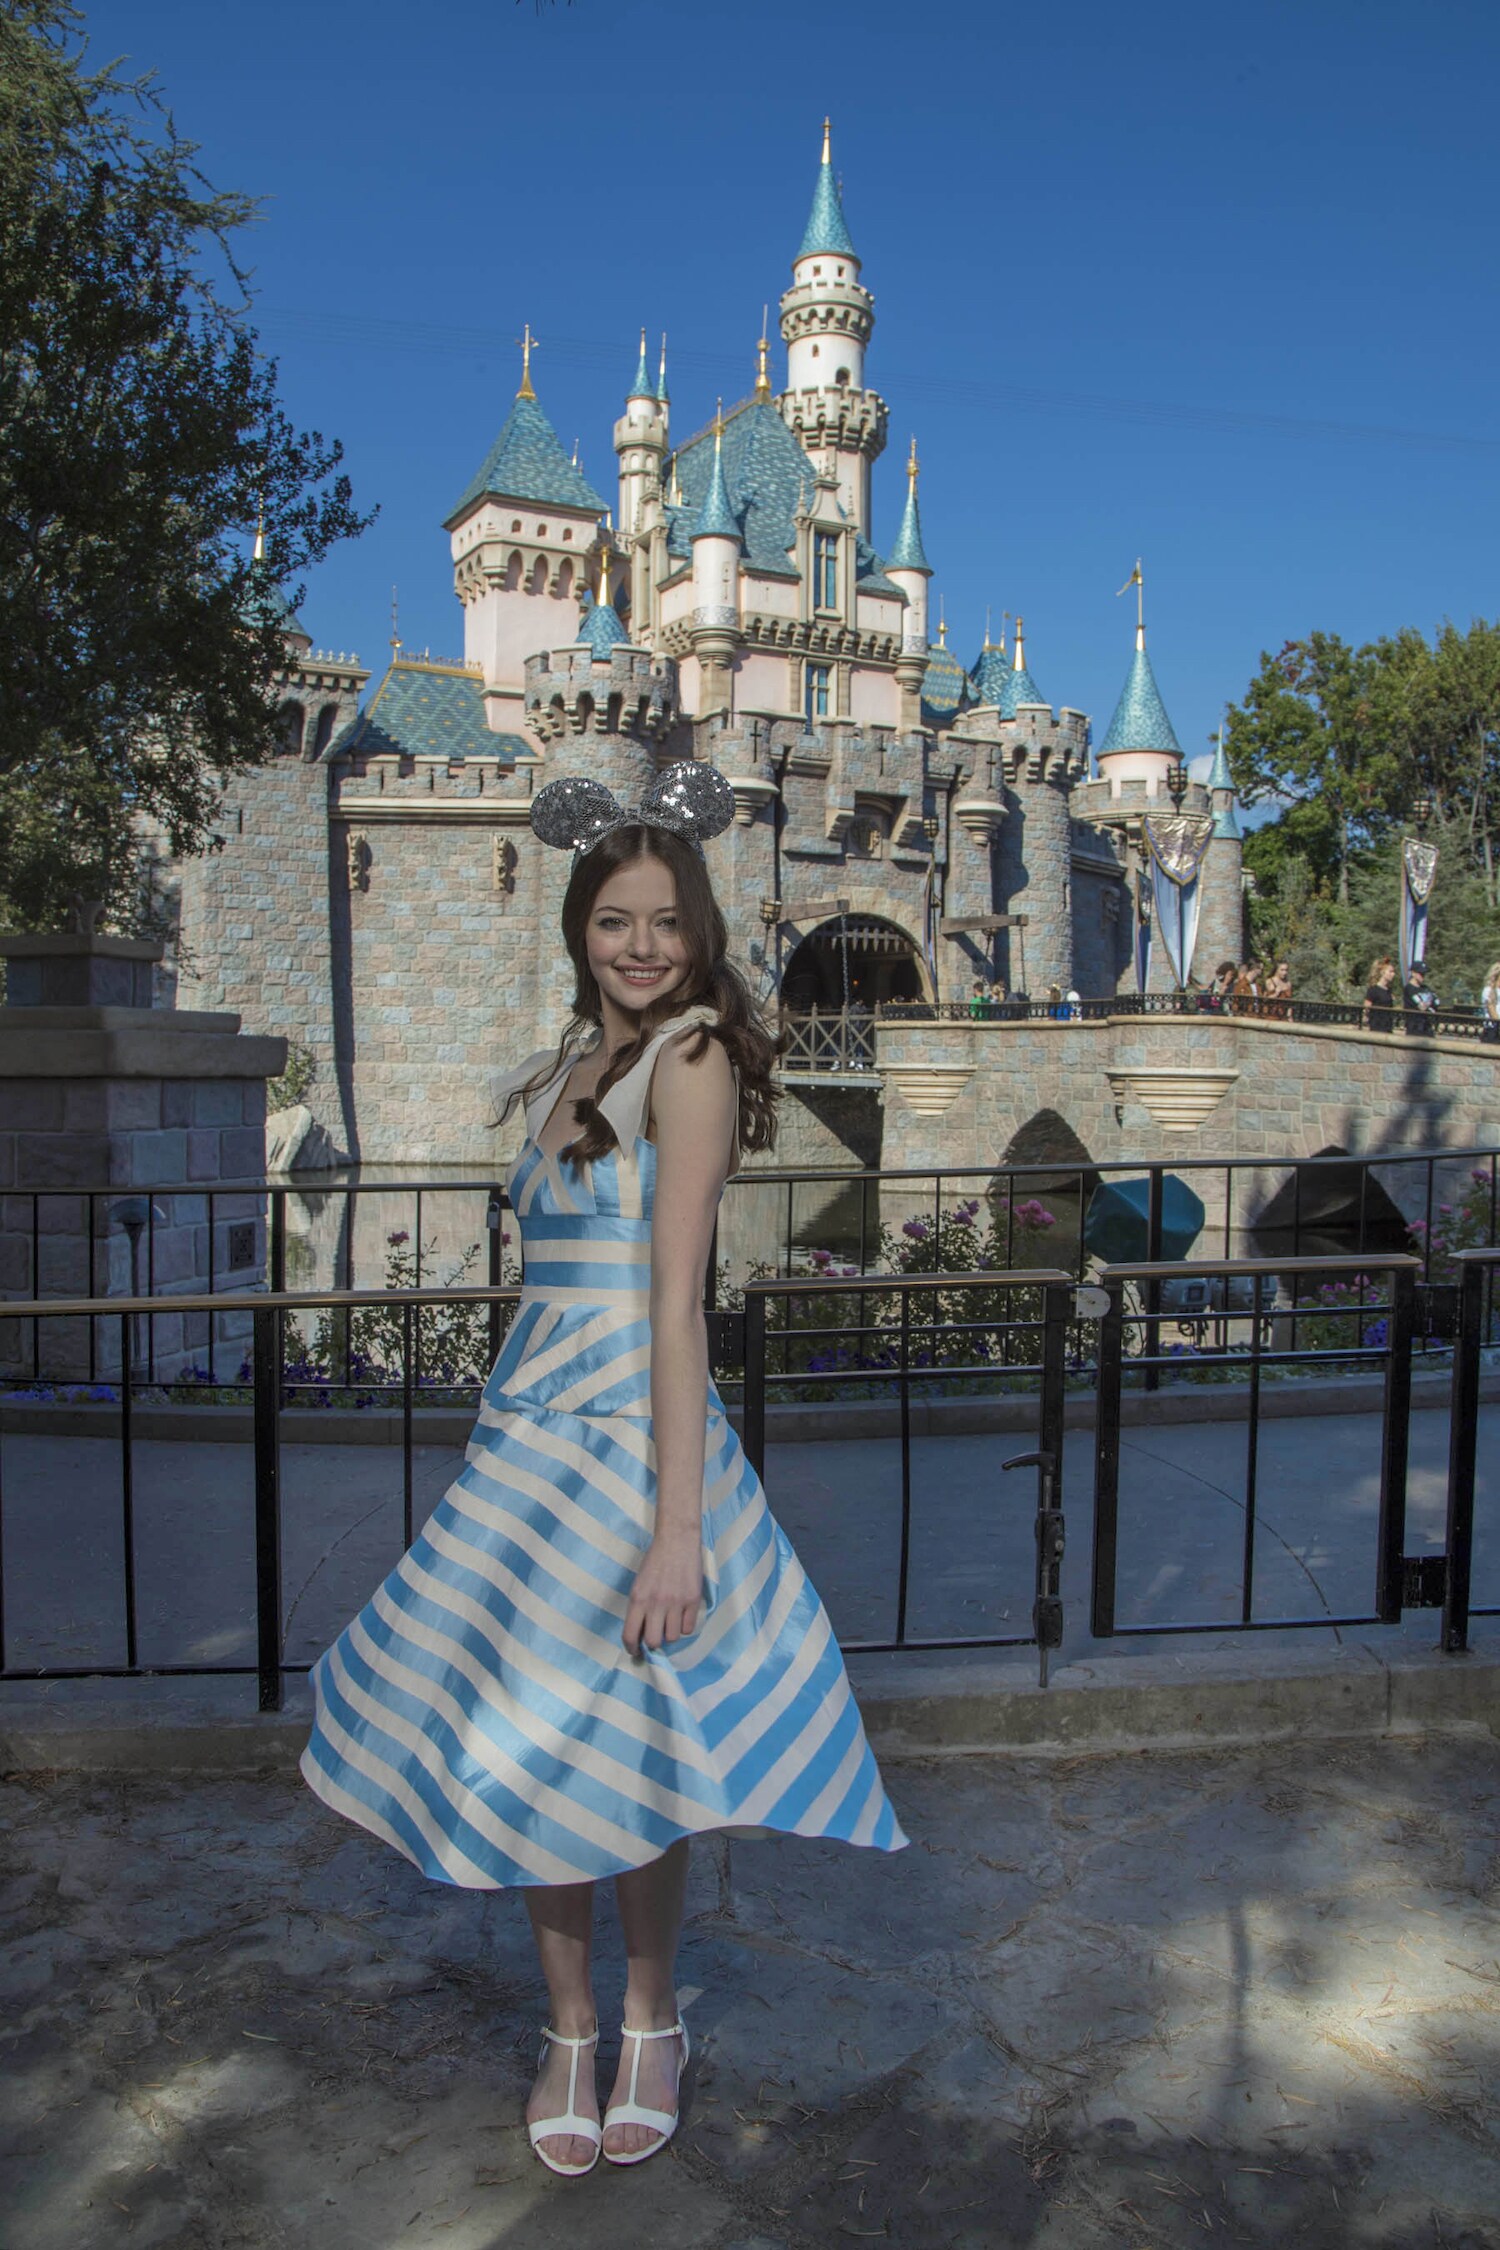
[1412,792,1433,834]
[921,813,940,842]
[1164,758,1189,809]
[759,897,782,928]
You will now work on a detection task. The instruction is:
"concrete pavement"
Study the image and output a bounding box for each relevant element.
[3,1732,1499,2249]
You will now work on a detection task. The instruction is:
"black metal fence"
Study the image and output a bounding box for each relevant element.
[0,1250,1490,1708]
[8,1146,1496,1389]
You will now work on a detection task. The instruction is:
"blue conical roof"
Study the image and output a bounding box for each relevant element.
[576,588,629,655]
[628,332,654,401]
[970,643,1008,707]
[888,479,930,573]
[1208,734,1242,837]
[692,435,740,542]
[799,147,857,259]
[1098,641,1182,756]
[997,656,1046,717]
[447,393,606,523]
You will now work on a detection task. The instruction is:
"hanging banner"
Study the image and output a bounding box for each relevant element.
[1142,811,1214,990]
[1399,836,1438,983]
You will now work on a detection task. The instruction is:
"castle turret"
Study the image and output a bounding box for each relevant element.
[614,329,668,545]
[689,410,742,717]
[777,120,887,532]
[446,328,608,737]
[886,438,931,731]
[1095,569,1182,797]
[1196,728,1246,975]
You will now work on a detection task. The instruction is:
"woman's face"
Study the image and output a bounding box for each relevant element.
[585,851,690,1024]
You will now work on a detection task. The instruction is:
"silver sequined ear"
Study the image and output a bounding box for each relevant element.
[530,777,626,853]
[638,762,735,845]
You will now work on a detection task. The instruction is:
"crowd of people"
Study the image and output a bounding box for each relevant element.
[959,958,1500,1037]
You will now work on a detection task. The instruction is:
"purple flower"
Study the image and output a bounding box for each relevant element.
[388,1229,410,1247]
[902,1219,930,1241]
[953,1208,974,1227]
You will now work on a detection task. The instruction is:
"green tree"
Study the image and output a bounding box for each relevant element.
[1375,620,1500,909]
[0,0,372,931]
[1223,632,1405,902]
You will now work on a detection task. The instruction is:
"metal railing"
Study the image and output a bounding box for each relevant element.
[779,1006,878,1073]
[5,1148,1497,1386]
[878,994,1500,1040]
[739,1269,1072,1677]
[0,1252,1491,1707]
[1088,1254,1483,1645]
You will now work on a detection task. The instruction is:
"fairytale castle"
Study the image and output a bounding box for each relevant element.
[170,126,1245,1169]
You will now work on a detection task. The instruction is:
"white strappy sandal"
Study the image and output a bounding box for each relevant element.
[527,2024,602,2177]
[602,2018,690,2166]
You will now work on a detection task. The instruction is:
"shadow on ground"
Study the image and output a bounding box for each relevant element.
[3,1731,1500,2248]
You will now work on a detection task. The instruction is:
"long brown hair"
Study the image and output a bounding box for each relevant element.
[525,824,780,1162]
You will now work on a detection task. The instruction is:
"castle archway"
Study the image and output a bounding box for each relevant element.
[781,913,926,1010]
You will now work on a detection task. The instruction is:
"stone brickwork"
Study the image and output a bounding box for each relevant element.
[874,1011,1500,1242]
[0,934,283,1380]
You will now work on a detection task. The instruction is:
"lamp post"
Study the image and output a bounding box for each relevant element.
[759,896,782,1009]
[1412,792,1432,836]
[1164,758,1189,811]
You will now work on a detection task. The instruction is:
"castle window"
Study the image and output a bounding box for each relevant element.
[537,524,548,537]
[511,519,521,532]
[804,662,831,726]
[814,532,838,613]
[811,343,820,358]
[562,528,572,541]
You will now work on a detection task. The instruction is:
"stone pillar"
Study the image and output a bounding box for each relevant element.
[998,772,1073,998]
[0,932,286,1383]
[1195,830,1245,983]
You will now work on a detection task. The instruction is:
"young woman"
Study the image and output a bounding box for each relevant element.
[300,763,906,2179]
[1364,956,1397,1033]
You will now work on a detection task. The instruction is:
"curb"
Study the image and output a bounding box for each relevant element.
[4,1640,1496,1773]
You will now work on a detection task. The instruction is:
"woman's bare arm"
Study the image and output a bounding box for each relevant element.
[622,1033,737,1656]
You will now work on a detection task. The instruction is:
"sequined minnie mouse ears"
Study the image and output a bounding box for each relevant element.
[529,762,735,857]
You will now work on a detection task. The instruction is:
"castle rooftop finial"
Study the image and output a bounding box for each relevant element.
[629,326,653,400]
[887,436,931,573]
[1013,615,1025,671]
[936,597,947,647]
[657,332,670,404]
[517,322,538,401]
[798,116,856,259]
[755,307,772,402]
[1117,557,1145,651]
[253,504,265,566]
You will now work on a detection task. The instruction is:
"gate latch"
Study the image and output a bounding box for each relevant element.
[1003,1450,1065,1688]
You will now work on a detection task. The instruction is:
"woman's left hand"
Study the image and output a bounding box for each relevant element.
[623,1530,703,1655]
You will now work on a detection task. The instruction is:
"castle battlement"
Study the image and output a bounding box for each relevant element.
[523,645,681,746]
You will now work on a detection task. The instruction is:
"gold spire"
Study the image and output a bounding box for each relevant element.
[570,438,580,468]
[936,597,947,648]
[907,434,919,485]
[822,115,831,164]
[1013,615,1026,672]
[517,322,538,401]
[983,604,993,651]
[714,397,724,450]
[1117,558,1145,649]
[755,307,771,402]
[1001,609,1010,656]
[252,505,265,565]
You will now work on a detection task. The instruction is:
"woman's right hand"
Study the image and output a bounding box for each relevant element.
[623,1529,703,1655]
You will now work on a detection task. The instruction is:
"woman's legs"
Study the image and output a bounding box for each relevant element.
[603,1837,690,2159]
[525,1880,599,2169]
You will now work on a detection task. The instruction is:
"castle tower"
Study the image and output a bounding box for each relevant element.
[776,120,887,533]
[1196,729,1246,974]
[689,411,743,718]
[613,329,668,553]
[886,438,931,732]
[446,329,608,737]
[1094,572,1182,797]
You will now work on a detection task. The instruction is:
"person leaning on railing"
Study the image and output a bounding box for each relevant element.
[1401,963,1440,1034]
[1483,960,1500,1044]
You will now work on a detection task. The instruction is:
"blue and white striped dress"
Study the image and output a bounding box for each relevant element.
[300,1013,907,1887]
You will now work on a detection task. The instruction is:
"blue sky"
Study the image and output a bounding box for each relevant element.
[85,0,1500,772]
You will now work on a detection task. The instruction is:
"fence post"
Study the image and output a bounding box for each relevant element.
[1091,1279,1124,1637]
[252,1302,284,1712]
[1375,1262,1416,1625]
[269,1189,286,1296]
[1143,1167,1163,1393]
[1442,1252,1485,1653]
[743,1286,767,1481]
[486,1189,505,1366]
